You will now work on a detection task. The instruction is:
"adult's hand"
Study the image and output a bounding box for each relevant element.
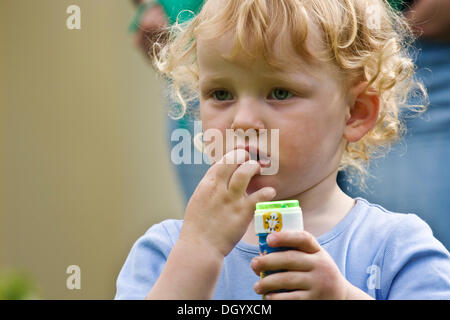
[131,1,169,59]
[405,0,450,42]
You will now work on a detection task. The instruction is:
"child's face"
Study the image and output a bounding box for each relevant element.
[197,32,350,199]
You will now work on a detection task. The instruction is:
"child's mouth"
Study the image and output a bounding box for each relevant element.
[236,144,271,168]
[258,157,271,168]
[254,151,271,168]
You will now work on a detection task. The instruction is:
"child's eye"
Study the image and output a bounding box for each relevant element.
[269,88,294,100]
[212,90,233,101]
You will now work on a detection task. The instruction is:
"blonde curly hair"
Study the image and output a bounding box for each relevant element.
[153,0,427,189]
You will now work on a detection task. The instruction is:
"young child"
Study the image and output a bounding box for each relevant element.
[115,0,450,299]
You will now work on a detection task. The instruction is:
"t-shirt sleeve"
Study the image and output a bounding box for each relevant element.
[381,214,450,300]
[114,221,176,300]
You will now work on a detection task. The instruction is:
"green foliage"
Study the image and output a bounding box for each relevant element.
[0,269,40,300]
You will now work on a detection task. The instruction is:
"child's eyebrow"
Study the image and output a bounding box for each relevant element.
[199,76,232,90]
[199,75,229,85]
[260,71,317,89]
[199,73,316,92]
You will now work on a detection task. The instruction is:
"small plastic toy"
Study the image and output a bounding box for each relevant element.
[254,200,303,293]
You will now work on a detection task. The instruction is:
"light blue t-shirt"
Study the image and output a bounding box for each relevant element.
[114,197,450,300]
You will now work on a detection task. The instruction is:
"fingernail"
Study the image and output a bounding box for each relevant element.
[265,188,276,198]
[254,282,261,294]
[267,233,275,245]
[236,148,247,158]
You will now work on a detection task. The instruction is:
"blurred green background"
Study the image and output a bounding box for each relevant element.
[0,0,184,299]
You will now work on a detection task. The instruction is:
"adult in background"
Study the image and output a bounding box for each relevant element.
[129,0,209,205]
[338,0,450,250]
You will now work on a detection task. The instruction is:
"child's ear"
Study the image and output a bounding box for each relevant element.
[344,81,380,143]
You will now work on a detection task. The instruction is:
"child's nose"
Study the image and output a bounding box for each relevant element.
[230,100,265,132]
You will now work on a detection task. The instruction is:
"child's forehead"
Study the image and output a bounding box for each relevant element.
[197,30,331,83]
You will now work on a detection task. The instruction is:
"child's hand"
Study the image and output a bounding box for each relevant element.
[250,231,352,300]
[179,149,277,258]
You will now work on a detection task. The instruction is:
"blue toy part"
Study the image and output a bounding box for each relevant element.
[257,233,293,295]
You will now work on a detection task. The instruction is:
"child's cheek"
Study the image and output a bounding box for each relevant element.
[276,132,327,188]
[279,125,318,161]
